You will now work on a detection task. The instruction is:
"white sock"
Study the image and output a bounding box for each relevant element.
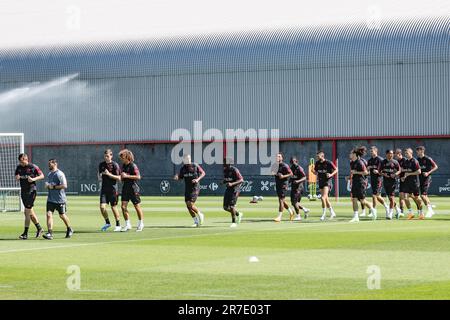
[193,216,199,224]
[329,207,335,215]
[138,220,143,225]
[288,208,294,215]
[303,207,309,212]
[353,211,359,218]
[277,212,283,219]
[362,209,366,215]
[322,208,326,216]
[126,220,131,226]
[427,205,433,210]
[389,209,393,216]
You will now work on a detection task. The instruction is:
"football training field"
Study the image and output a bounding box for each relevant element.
[0,196,449,300]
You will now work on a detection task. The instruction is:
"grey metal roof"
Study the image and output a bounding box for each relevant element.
[0,16,448,83]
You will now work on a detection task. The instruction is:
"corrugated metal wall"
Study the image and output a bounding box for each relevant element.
[0,17,448,143]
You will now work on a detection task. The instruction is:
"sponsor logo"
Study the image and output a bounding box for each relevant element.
[239,180,253,193]
[209,182,219,191]
[261,180,276,191]
[160,180,170,194]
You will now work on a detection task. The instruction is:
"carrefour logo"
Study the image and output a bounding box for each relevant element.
[209,182,219,191]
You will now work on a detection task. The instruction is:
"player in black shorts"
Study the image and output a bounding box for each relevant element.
[289,157,310,221]
[272,153,295,222]
[416,146,438,218]
[174,154,206,227]
[395,149,406,217]
[223,158,244,228]
[98,149,122,232]
[314,151,338,221]
[14,153,45,240]
[380,150,402,220]
[367,146,389,216]
[349,148,377,222]
[401,148,423,220]
[119,149,144,232]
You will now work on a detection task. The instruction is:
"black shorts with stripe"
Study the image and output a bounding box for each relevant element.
[404,182,420,197]
[290,186,304,206]
[419,176,431,196]
[185,188,200,203]
[384,180,396,197]
[351,182,366,200]
[276,185,288,199]
[223,188,239,208]
[47,202,67,215]
[370,176,383,196]
[21,190,37,209]
[121,189,141,205]
[100,190,119,206]
[318,179,332,190]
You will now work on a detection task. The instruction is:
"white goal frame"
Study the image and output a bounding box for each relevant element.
[0,133,24,212]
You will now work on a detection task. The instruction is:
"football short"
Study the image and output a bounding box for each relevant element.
[185,188,200,203]
[370,176,383,196]
[47,202,67,215]
[21,190,36,209]
[419,176,431,196]
[318,179,332,190]
[121,189,141,205]
[276,185,288,199]
[383,180,396,197]
[100,191,119,206]
[404,182,420,197]
[290,186,304,206]
[351,183,366,200]
[223,188,240,208]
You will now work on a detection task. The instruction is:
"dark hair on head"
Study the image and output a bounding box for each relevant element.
[416,146,425,151]
[386,149,394,154]
[48,158,57,163]
[18,153,28,160]
[371,146,378,152]
[104,149,113,155]
[316,150,324,155]
[357,146,367,156]
[395,148,402,154]
[277,152,284,158]
[290,156,298,163]
[352,146,366,157]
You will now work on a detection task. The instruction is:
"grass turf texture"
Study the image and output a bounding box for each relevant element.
[0,196,449,300]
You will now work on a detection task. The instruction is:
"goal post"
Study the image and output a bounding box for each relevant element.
[0,133,24,212]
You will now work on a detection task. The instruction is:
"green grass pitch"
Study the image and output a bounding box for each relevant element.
[0,195,449,300]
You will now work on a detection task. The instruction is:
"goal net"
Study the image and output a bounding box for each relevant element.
[0,133,24,212]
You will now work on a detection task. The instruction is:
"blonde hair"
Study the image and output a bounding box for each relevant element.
[119,149,134,162]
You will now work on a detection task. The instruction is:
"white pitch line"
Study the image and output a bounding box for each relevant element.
[0,218,447,254]
[0,221,345,254]
[181,293,236,298]
[69,289,119,293]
